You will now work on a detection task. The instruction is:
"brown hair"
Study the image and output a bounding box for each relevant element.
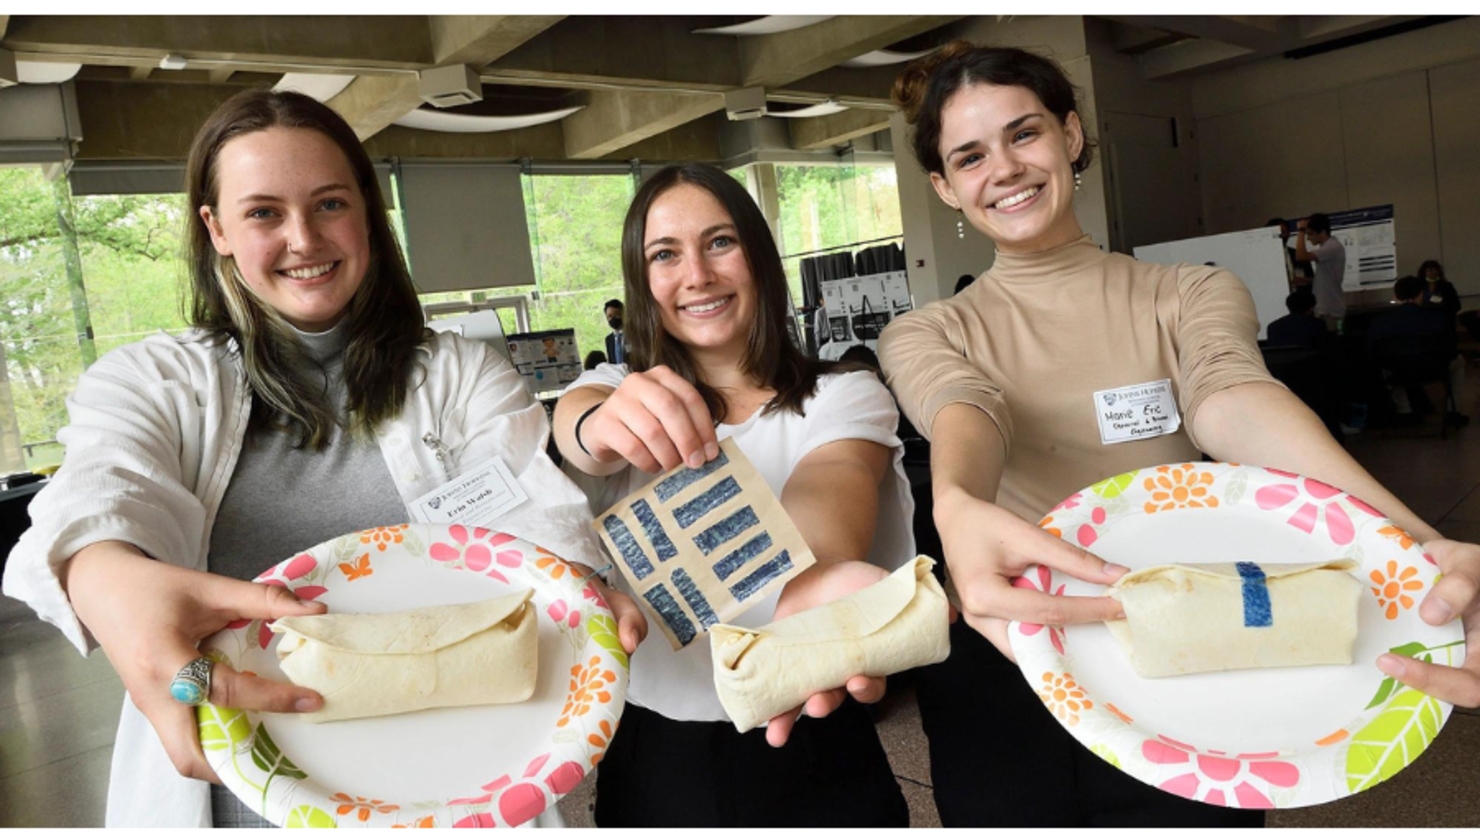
[185,88,426,450]
[620,163,834,422]
[892,41,1096,177]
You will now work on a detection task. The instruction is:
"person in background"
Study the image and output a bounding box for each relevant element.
[1266,217,1304,290]
[553,162,914,827]
[1266,288,1326,348]
[583,349,607,370]
[603,297,627,363]
[882,40,1480,827]
[1295,212,1346,331]
[1418,260,1462,331]
[1,89,644,828]
[1368,275,1467,426]
[953,273,977,295]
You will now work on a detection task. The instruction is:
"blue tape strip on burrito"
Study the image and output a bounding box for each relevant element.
[1235,561,1273,628]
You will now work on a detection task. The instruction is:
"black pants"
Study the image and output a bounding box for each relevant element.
[916,620,1265,827]
[593,700,908,827]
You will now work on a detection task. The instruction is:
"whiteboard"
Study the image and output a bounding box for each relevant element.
[1134,227,1289,341]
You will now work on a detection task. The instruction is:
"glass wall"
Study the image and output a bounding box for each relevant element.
[772,163,904,301]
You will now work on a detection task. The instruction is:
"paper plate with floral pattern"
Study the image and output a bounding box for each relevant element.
[199,523,628,827]
[1007,463,1465,809]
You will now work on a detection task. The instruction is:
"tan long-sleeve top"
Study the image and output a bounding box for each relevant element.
[879,235,1277,522]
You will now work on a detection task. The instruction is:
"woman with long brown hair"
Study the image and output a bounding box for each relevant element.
[881,41,1480,826]
[553,162,915,825]
[3,89,643,827]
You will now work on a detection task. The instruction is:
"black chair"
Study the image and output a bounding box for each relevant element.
[1261,342,1345,442]
[1369,332,1458,438]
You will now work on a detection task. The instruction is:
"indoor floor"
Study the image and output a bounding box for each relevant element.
[4,369,1479,828]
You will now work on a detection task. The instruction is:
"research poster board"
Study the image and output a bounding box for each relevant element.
[1134,228,1289,341]
[1316,204,1397,293]
[817,271,913,360]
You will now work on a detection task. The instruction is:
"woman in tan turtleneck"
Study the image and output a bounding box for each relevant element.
[879,41,1480,827]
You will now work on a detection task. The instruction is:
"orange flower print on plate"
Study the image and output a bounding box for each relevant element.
[587,718,617,766]
[1376,525,1415,550]
[1369,560,1424,620]
[338,553,373,581]
[536,555,569,580]
[361,524,409,552]
[558,656,617,727]
[1038,671,1094,726]
[331,793,399,822]
[1143,464,1219,514]
[1038,515,1064,539]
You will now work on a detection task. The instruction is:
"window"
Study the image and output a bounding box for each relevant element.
[774,163,904,296]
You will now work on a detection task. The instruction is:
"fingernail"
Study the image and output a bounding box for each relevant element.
[294,697,320,712]
[1421,596,1454,624]
[1377,654,1405,678]
[1104,563,1130,579]
[687,451,704,469]
[705,442,719,460]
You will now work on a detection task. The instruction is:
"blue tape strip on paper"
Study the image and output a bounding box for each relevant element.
[1235,561,1273,628]
[729,551,794,602]
[645,584,696,646]
[632,499,679,562]
[654,450,731,502]
[673,476,741,529]
[713,532,773,581]
[671,568,719,628]
[692,506,760,555]
[602,515,654,581]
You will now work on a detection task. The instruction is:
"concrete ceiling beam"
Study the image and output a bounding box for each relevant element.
[480,16,741,93]
[740,15,960,88]
[0,16,10,39]
[1142,39,1255,79]
[1,15,432,71]
[563,88,723,160]
[329,15,561,142]
[1097,15,1288,51]
[789,108,892,151]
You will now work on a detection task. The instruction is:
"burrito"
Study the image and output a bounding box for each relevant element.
[270,590,538,723]
[711,556,951,732]
[1105,559,1361,678]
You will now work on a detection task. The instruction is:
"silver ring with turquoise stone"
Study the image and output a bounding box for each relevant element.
[169,656,214,706]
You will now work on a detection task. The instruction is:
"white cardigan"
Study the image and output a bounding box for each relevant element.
[2,328,606,827]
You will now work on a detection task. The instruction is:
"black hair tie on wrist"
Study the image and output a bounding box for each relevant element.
[574,402,603,457]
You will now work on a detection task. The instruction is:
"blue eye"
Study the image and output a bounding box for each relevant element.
[247,207,275,220]
[1014,129,1038,143]
[957,152,983,169]
[320,198,346,211]
[650,249,674,263]
[710,235,736,250]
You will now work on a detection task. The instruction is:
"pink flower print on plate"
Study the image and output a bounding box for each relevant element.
[1142,735,1300,809]
[1254,470,1378,546]
[1012,565,1067,654]
[430,526,518,583]
[546,600,581,629]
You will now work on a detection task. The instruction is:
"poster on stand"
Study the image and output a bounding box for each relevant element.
[817,271,912,360]
[1319,205,1396,293]
[505,328,581,395]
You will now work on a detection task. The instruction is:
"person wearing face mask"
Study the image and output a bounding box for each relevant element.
[879,41,1480,827]
[1,89,646,828]
[552,163,915,827]
[1295,212,1347,331]
[603,297,627,364]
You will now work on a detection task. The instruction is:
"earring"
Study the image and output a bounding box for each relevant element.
[956,210,965,240]
[1074,169,1083,192]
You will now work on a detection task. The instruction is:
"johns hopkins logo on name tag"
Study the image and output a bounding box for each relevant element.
[1093,379,1181,445]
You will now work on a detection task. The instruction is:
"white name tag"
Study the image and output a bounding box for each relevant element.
[408,457,529,528]
[1093,379,1181,445]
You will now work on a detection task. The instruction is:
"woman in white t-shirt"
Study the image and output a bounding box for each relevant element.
[552,163,915,826]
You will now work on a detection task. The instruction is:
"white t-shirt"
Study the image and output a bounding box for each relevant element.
[565,364,917,722]
[1309,235,1347,318]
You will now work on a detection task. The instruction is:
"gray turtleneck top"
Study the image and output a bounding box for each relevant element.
[207,321,409,582]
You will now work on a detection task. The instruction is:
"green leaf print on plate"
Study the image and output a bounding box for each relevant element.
[1091,743,1121,770]
[285,805,337,828]
[1345,688,1443,794]
[199,704,252,753]
[251,723,307,812]
[587,614,629,669]
[1090,471,1138,499]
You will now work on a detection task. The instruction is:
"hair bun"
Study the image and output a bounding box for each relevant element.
[891,40,975,123]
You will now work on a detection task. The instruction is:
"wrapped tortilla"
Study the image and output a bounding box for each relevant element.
[1105,559,1360,678]
[270,590,538,723]
[710,556,951,732]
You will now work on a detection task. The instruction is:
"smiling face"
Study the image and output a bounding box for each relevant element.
[929,82,1085,256]
[642,183,756,368]
[199,126,370,332]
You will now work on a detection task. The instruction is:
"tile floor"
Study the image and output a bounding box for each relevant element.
[2,370,1477,828]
